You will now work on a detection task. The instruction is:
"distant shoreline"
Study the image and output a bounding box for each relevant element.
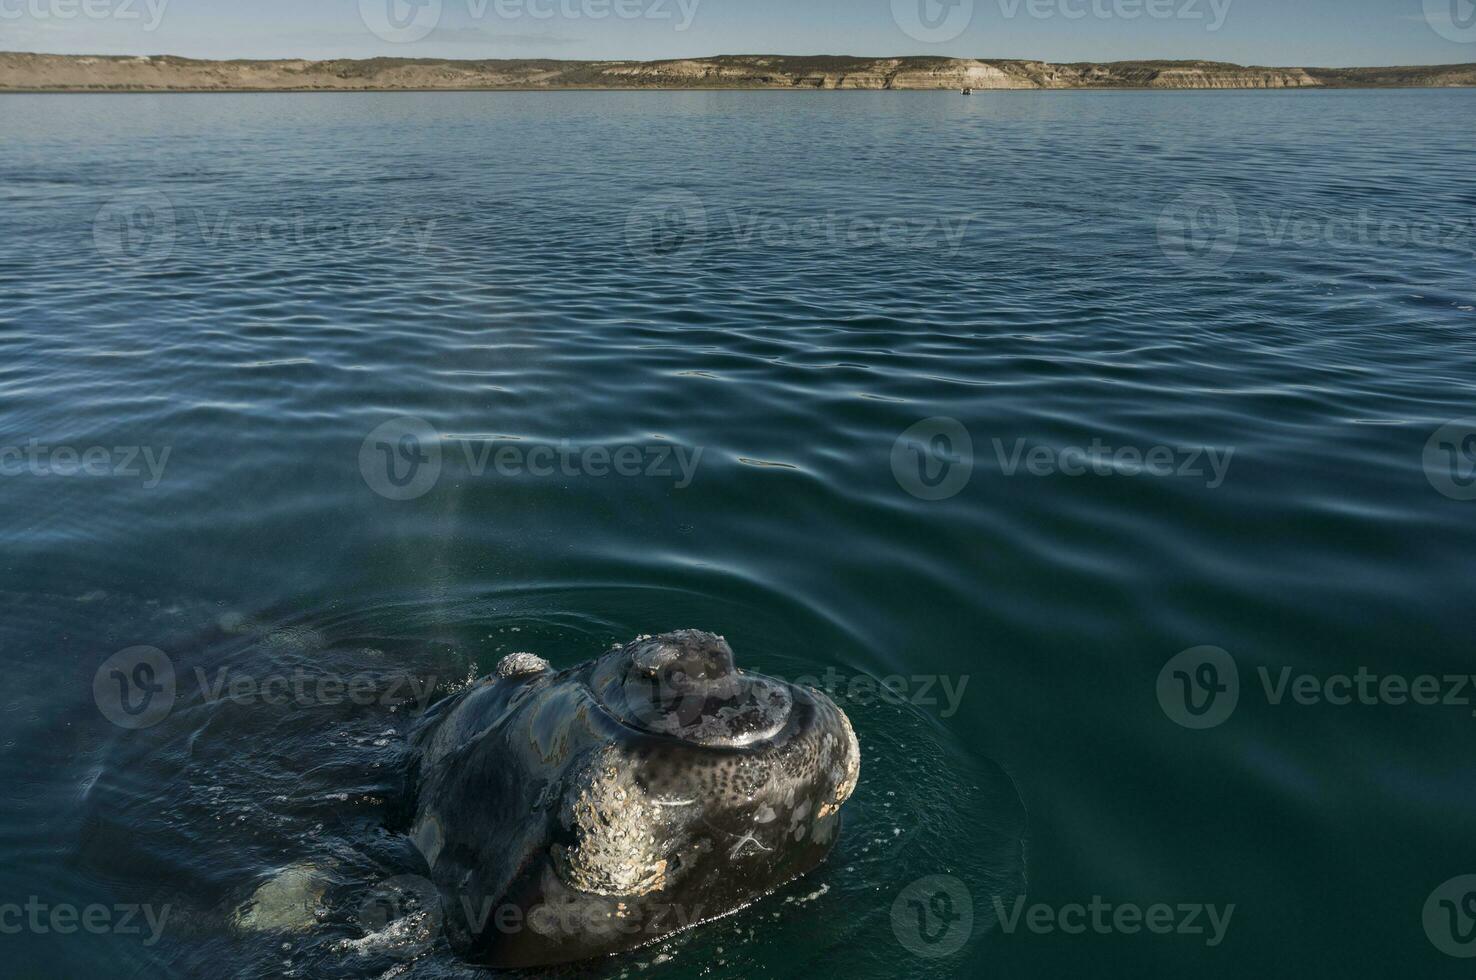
[4,86,1474,96]
[3,53,1474,93]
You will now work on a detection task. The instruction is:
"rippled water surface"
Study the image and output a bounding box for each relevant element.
[1,90,1474,978]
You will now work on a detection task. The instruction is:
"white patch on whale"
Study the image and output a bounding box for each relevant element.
[234,860,332,933]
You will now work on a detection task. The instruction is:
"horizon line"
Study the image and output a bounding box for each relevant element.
[5,50,1476,72]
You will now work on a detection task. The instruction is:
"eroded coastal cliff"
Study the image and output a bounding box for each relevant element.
[1,53,1471,92]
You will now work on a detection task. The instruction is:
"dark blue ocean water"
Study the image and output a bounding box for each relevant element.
[0,89,1474,979]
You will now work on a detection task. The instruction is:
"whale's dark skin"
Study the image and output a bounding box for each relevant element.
[406,631,861,968]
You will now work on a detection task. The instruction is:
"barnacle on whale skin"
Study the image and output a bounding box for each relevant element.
[819,705,861,818]
[553,748,671,897]
[497,652,551,679]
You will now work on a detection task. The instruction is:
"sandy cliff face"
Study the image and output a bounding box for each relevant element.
[887,60,1036,90]
[1144,68,1320,88]
[0,54,331,91]
[587,57,1034,90]
[1005,61,1320,89]
[0,52,1469,92]
[1303,64,1476,87]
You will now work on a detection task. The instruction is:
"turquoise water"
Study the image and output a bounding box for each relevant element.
[0,89,1474,978]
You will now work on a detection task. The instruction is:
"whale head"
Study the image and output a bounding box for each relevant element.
[410,630,860,967]
[550,630,860,903]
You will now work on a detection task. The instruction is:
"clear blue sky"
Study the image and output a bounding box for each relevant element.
[1,0,1472,66]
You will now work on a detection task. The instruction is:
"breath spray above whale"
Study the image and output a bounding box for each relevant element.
[406,630,861,967]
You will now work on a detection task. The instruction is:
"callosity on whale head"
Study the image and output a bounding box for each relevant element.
[406,630,861,968]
